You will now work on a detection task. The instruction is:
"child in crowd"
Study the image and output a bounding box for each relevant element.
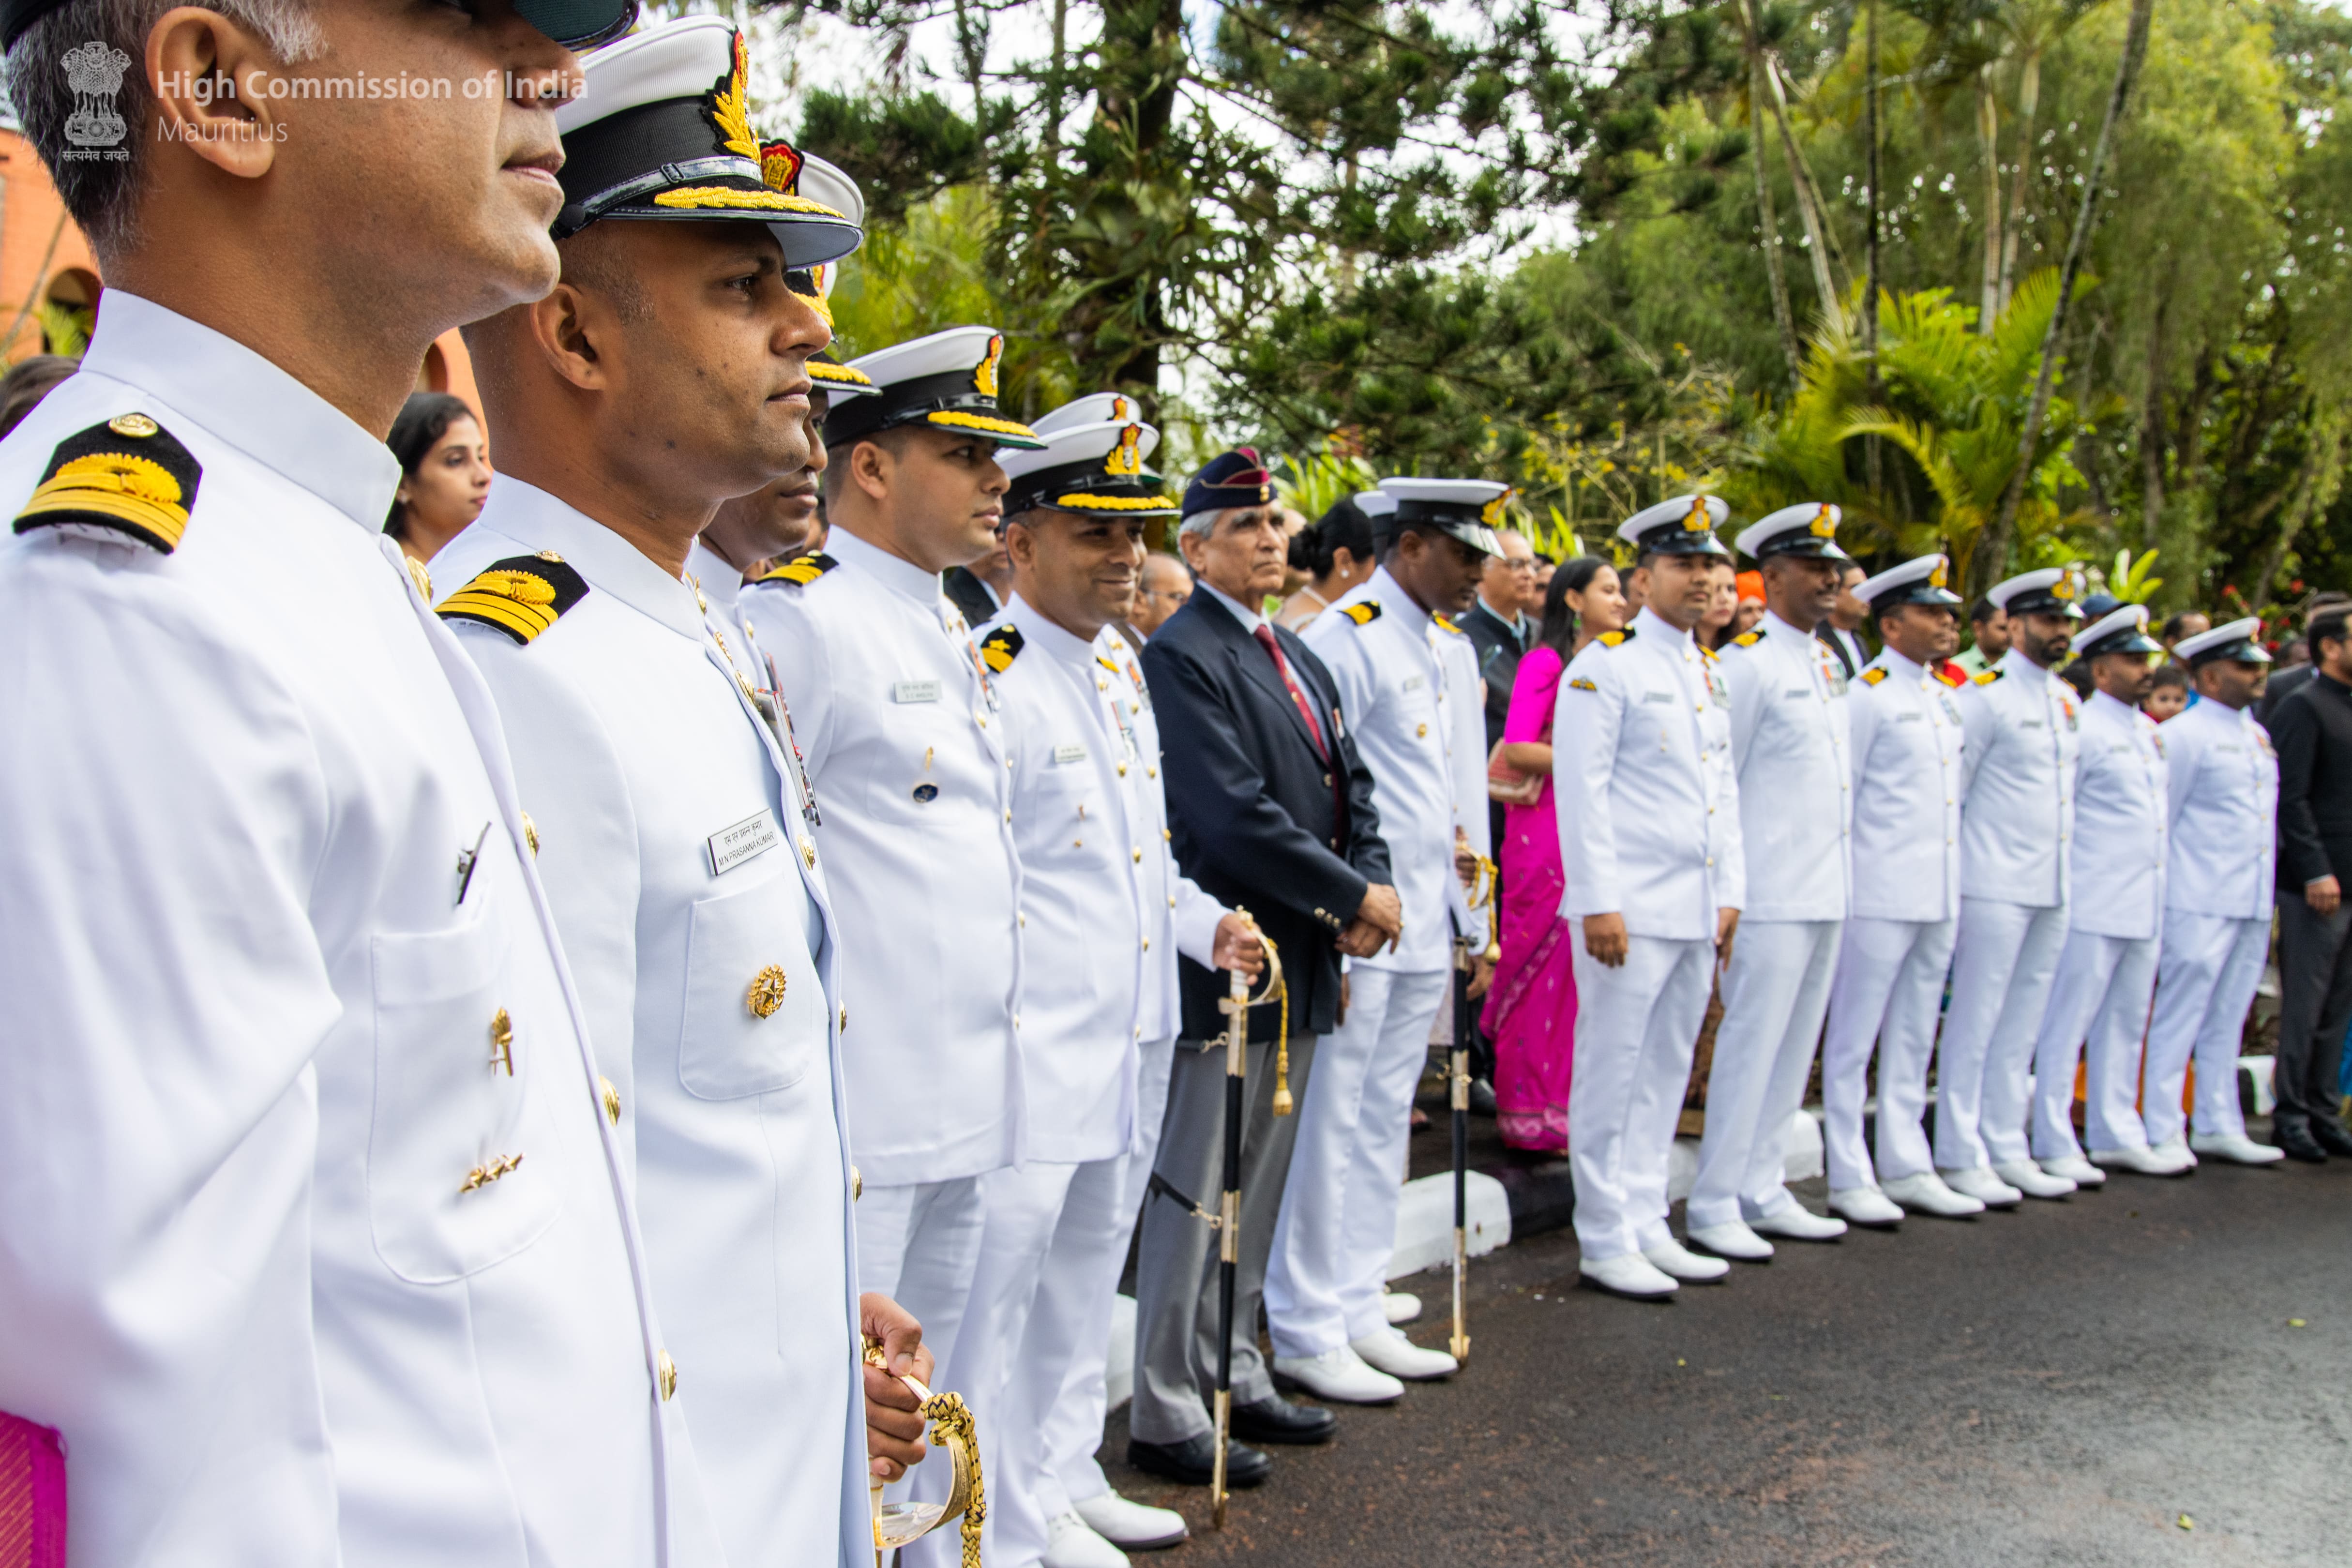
[2143,660,2190,722]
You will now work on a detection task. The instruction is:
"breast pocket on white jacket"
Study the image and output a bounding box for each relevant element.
[679,869,826,1100]
[367,891,562,1284]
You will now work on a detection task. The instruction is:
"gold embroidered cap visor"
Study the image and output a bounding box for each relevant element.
[550,18,860,268]
[822,325,1046,452]
[999,418,1178,518]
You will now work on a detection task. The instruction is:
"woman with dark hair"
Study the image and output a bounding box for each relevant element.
[1479,556,1628,1150]
[383,391,491,569]
[0,354,77,440]
[1275,494,1378,630]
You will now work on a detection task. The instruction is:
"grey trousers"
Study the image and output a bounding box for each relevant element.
[1129,1031,1319,1445]
[2275,891,2352,1131]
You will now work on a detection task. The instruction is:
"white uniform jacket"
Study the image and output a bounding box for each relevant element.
[1432,612,1494,940]
[1845,648,1966,923]
[1555,605,1746,938]
[1303,568,1488,970]
[1957,648,2081,907]
[437,484,862,1567]
[988,595,1225,1163]
[0,295,678,1567]
[2065,689,2170,940]
[2162,697,2279,920]
[1720,609,1851,922]
[740,527,1026,1186]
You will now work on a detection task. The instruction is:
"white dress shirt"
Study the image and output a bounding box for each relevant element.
[1957,647,2082,907]
[2161,696,2278,920]
[1305,567,1482,970]
[2064,688,2170,939]
[0,294,676,1567]
[1555,605,1746,938]
[740,525,1027,1187]
[1721,609,1851,922]
[437,484,862,1567]
[1844,648,1966,923]
[992,595,1226,1162]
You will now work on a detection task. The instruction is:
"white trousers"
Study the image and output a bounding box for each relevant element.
[1268,965,1449,1358]
[1569,934,1717,1262]
[2144,910,2268,1145]
[2030,928,2161,1159]
[1689,920,1842,1229]
[1031,1046,1176,1543]
[856,1175,987,1560]
[1935,896,2067,1171]
[1821,914,1958,1189]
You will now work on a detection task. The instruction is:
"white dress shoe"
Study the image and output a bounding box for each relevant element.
[1072,1489,1189,1550]
[1685,1221,1775,1261]
[1384,1291,1423,1326]
[2152,1133,2198,1171]
[1881,1171,1986,1217]
[1750,1204,1849,1241]
[1993,1159,2076,1199]
[1046,1511,1132,1568]
[1351,1326,1458,1381]
[1271,1345,1404,1404]
[1828,1186,1905,1227]
[1579,1251,1680,1297]
[2189,1131,2287,1166]
[1644,1237,1732,1282]
[2089,1143,2180,1176]
[2040,1154,2105,1187]
[1941,1166,2023,1208]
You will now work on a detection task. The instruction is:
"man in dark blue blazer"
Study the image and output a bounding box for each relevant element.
[1128,449,1399,1489]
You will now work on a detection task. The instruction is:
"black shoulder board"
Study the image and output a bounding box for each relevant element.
[1342,601,1382,625]
[1860,666,1889,686]
[980,622,1025,672]
[1597,626,1635,647]
[437,554,590,645]
[1973,667,2004,686]
[756,551,837,586]
[14,412,202,554]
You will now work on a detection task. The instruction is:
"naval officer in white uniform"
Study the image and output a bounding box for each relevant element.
[1556,497,1745,1298]
[0,0,691,1555]
[2025,604,2173,1182]
[1271,478,1502,1395]
[2144,619,2285,1167]
[968,408,1263,1568]
[437,22,941,1562]
[1939,569,2085,1206]
[739,323,1043,1540]
[1816,556,1981,1223]
[1687,503,1854,1260]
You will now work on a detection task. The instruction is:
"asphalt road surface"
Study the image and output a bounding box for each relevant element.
[1099,1146,2351,1567]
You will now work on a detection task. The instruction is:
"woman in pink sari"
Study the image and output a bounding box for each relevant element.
[1481,558,1628,1151]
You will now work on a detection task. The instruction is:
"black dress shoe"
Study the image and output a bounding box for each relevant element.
[1229,1393,1338,1446]
[1469,1077,1499,1116]
[2275,1120,2328,1163]
[1127,1432,1271,1489]
[2313,1120,2352,1158]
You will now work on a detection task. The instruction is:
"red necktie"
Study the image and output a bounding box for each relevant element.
[1253,622,1327,760]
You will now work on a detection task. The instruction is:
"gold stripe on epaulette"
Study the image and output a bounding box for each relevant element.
[1860,667,1888,685]
[439,582,563,642]
[19,452,192,551]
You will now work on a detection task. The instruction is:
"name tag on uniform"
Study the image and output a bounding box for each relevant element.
[1642,690,1674,705]
[1402,676,1426,692]
[1784,687,1811,699]
[707,809,783,875]
[1053,742,1089,765]
[893,679,942,704]
[1894,710,1923,724]
[2020,719,2044,730]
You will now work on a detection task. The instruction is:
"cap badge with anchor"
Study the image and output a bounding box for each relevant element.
[1616,494,1731,559]
[825,325,1045,451]
[999,400,1182,519]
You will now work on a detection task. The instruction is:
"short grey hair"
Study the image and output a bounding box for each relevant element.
[7,0,321,260]
[1179,505,1252,540]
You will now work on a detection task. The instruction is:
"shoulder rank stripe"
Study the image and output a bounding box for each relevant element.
[980,622,1024,672]
[1097,655,1121,674]
[1860,666,1888,686]
[756,551,837,586]
[1432,613,1462,635]
[437,554,589,644]
[1597,627,1634,647]
[1567,676,1599,692]
[1342,601,1382,625]
[1973,667,2004,685]
[14,413,201,554]
[1732,630,1762,648]
[1934,666,1965,688]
